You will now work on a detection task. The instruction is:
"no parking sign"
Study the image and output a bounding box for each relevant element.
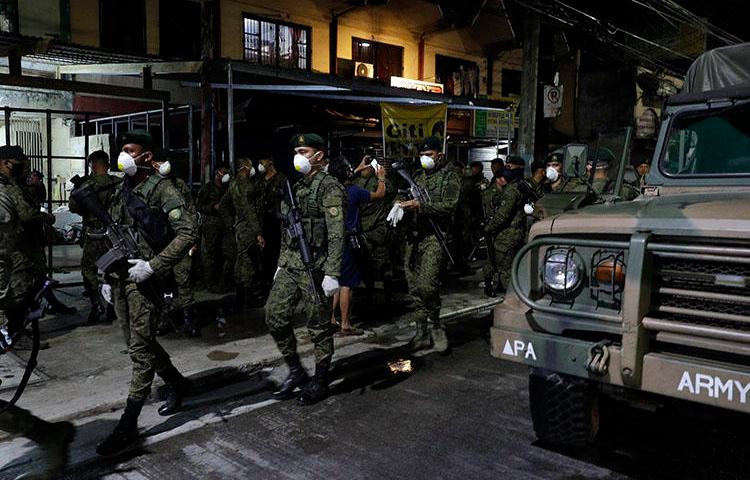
[543,85,563,118]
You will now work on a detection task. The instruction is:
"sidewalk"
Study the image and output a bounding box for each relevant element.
[1,270,500,426]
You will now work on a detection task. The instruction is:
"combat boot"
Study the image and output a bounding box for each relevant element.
[87,297,105,324]
[407,321,432,352]
[431,320,450,355]
[273,354,309,400]
[96,397,143,456]
[297,360,330,405]
[484,278,496,298]
[19,419,75,479]
[180,305,200,337]
[157,364,192,416]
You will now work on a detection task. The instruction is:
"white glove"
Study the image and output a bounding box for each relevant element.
[127,259,154,283]
[386,203,404,227]
[321,275,339,297]
[524,203,535,215]
[101,284,113,305]
[274,267,281,280]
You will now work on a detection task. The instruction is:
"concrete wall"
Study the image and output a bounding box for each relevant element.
[18,0,60,38]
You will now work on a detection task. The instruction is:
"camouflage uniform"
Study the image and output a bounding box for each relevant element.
[169,176,196,310]
[525,176,545,238]
[260,171,287,287]
[352,174,395,293]
[69,174,121,298]
[484,182,527,290]
[219,175,263,290]
[402,165,461,340]
[481,184,503,288]
[195,180,232,287]
[265,171,345,365]
[458,173,489,263]
[108,174,198,402]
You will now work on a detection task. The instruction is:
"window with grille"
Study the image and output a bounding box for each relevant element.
[352,37,403,81]
[0,0,18,33]
[243,15,310,70]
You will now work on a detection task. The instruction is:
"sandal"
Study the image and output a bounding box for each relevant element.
[337,327,364,336]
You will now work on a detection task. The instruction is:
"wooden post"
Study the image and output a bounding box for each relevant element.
[518,12,540,160]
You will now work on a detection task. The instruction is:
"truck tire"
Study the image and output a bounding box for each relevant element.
[528,368,600,447]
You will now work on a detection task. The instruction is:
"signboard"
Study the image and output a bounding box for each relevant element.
[381,103,447,163]
[543,85,563,118]
[473,107,516,139]
[390,76,444,94]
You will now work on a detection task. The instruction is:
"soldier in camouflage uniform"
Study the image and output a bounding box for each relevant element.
[258,155,287,291]
[459,161,489,266]
[69,150,121,324]
[265,133,345,405]
[352,155,395,303]
[196,162,232,291]
[483,156,527,295]
[95,131,198,456]
[524,160,547,238]
[394,136,461,353]
[0,145,76,477]
[481,169,505,297]
[219,157,265,308]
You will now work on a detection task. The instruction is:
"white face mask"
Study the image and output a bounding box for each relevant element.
[221,173,230,184]
[257,163,266,174]
[294,153,312,175]
[157,161,171,176]
[546,166,559,182]
[420,154,435,170]
[249,166,256,176]
[117,151,138,176]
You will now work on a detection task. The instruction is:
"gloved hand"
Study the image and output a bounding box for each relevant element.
[386,203,404,227]
[274,267,281,281]
[321,275,339,297]
[127,259,154,283]
[101,284,113,305]
[524,203,535,215]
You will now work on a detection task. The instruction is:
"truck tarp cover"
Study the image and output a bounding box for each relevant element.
[684,42,750,93]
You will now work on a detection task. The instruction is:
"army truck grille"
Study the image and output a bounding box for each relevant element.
[643,246,750,356]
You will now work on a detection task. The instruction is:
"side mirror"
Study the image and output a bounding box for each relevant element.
[563,144,588,177]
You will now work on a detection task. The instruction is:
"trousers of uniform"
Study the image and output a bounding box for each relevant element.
[361,225,392,289]
[113,280,174,402]
[200,217,224,284]
[234,228,257,287]
[264,267,333,364]
[173,254,194,310]
[80,236,101,295]
[404,235,444,325]
[491,228,525,290]
[260,214,281,287]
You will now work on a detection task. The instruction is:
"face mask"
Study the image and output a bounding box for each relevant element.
[249,167,256,176]
[323,163,330,173]
[420,155,435,170]
[257,163,266,174]
[546,166,559,182]
[117,151,138,176]
[157,161,171,176]
[294,153,312,175]
[221,173,230,184]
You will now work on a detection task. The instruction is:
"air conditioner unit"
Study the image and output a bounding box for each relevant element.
[355,62,374,79]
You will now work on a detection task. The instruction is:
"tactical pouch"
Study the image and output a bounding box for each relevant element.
[122,180,175,252]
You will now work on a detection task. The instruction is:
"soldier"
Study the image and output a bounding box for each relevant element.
[0,145,75,477]
[219,157,265,308]
[26,169,47,208]
[196,162,232,291]
[258,155,287,292]
[490,157,504,178]
[393,136,461,353]
[481,169,505,297]
[265,133,345,405]
[545,152,565,192]
[458,160,489,266]
[484,155,527,295]
[70,150,121,324]
[524,160,547,235]
[352,155,395,303]
[95,131,197,456]
[152,150,200,337]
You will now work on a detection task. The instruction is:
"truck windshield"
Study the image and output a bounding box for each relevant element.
[661,101,750,176]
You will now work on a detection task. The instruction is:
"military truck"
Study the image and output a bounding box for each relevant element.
[491,42,750,446]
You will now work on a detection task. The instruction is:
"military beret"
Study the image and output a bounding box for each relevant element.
[238,157,252,169]
[0,145,26,162]
[291,133,325,150]
[531,160,546,171]
[546,152,563,164]
[419,136,443,153]
[118,129,154,149]
[592,147,615,163]
[469,161,483,169]
[506,155,525,167]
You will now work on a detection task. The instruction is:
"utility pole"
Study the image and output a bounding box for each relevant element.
[200,0,217,184]
[518,12,540,160]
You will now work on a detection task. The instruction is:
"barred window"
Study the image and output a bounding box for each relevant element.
[243,15,310,70]
[0,0,18,33]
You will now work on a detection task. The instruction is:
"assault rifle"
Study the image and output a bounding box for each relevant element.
[281,180,323,303]
[0,278,55,414]
[391,162,455,265]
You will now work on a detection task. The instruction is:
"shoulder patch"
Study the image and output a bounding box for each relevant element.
[168,208,182,220]
[328,206,340,217]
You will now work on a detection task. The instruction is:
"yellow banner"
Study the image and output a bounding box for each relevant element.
[380,103,447,163]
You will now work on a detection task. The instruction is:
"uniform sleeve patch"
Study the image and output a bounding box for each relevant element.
[328,207,340,217]
[168,208,182,220]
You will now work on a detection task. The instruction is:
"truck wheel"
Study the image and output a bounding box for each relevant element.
[528,368,600,447]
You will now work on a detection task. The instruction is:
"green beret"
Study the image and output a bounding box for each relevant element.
[238,157,252,169]
[118,129,154,149]
[291,133,325,149]
[506,155,525,167]
[419,136,443,153]
[0,145,26,162]
[592,147,615,163]
[531,160,546,171]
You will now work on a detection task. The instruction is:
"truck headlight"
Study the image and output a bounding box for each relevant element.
[543,248,583,295]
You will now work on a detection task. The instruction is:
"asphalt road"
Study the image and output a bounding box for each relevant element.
[59,320,750,480]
